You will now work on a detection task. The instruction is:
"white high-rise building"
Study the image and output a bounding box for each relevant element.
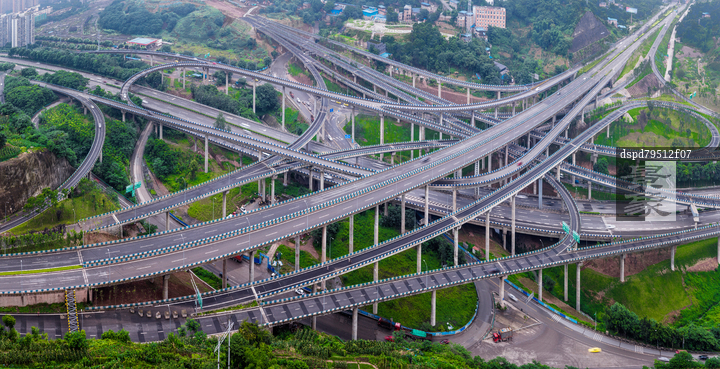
[2,6,35,47]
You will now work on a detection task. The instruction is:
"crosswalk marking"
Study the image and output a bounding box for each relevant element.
[592,332,602,341]
[635,345,643,353]
[551,314,560,322]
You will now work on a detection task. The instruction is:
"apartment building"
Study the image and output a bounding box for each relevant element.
[473,6,506,29]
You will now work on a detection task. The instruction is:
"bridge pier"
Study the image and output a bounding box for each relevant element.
[351,106,356,145]
[412,74,416,88]
[671,245,676,271]
[452,188,457,212]
[373,261,379,314]
[352,307,358,340]
[576,262,582,311]
[453,228,459,266]
[308,168,314,191]
[249,250,255,283]
[163,274,170,300]
[466,88,470,104]
[588,182,592,200]
[485,212,490,261]
[571,153,576,183]
[283,172,288,186]
[718,237,720,265]
[511,195,516,256]
[122,111,126,122]
[150,54,153,67]
[252,82,256,114]
[401,194,406,234]
[204,134,208,173]
[430,290,437,326]
[620,254,625,282]
[538,268,543,301]
[295,235,300,271]
[512,102,516,116]
[261,178,266,204]
[499,277,506,307]
[437,81,441,98]
[475,161,481,198]
[538,179,543,209]
[495,91,500,119]
[410,123,414,159]
[222,259,227,289]
[281,86,285,129]
[606,125,610,138]
[159,122,163,140]
[502,228,507,251]
[556,165,561,181]
[379,114,384,161]
[271,177,276,205]
[226,72,229,95]
[321,225,327,289]
[222,191,228,218]
[374,205,379,245]
[182,67,186,89]
[424,185,429,226]
[312,285,317,330]
[564,264,568,301]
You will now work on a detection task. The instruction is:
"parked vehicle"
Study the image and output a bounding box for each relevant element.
[492,328,513,342]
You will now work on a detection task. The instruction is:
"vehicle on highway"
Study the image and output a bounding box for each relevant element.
[492,328,513,342]
[606,224,616,229]
[290,91,294,99]
[323,173,332,180]
[240,206,247,214]
[675,350,687,354]
[294,288,305,295]
[378,317,401,330]
[385,335,394,342]
[440,339,450,344]
[310,114,314,122]
[508,293,518,302]
[657,357,670,362]
[588,347,601,353]
[296,98,301,104]
[517,161,523,166]
[699,355,709,360]
[423,157,431,163]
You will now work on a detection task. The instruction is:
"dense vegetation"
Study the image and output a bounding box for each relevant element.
[144,137,202,187]
[98,0,194,35]
[190,82,278,120]
[676,1,720,55]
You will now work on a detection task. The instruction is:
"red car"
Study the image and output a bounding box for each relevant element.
[384,335,394,342]
[517,161,523,166]
[440,339,450,344]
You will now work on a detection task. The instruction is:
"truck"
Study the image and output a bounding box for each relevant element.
[404,329,430,341]
[493,328,513,342]
[377,317,401,331]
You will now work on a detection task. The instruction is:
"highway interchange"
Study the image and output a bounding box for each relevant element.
[2,3,720,366]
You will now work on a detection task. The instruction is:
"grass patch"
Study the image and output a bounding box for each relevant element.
[0,301,89,313]
[0,264,82,275]
[191,267,222,290]
[288,62,307,77]
[275,244,318,274]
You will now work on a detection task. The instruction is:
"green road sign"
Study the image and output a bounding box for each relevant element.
[562,221,569,234]
[125,182,141,197]
[572,231,580,243]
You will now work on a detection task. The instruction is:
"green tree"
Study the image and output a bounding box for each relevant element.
[0,130,6,148]
[2,315,15,329]
[593,157,609,175]
[214,112,227,131]
[254,83,278,114]
[65,330,89,352]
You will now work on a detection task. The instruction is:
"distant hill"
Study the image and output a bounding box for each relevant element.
[571,11,610,53]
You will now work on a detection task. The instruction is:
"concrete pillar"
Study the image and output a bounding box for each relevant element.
[499,277,505,307]
[430,290,437,326]
[412,74,416,88]
[453,228,459,266]
[572,153,576,184]
[182,67,186,89]
[485,212,490,261]
[607,125,610,138]
[252,82,256,114]
[281,86,286,129]
[488,152,492,171]
[321,226,327,290]
[204,134,209,173]
[505,146,509,167]
[620,254,625,282]
[512,102,516,116]
[122,111,126,122]
[424,185,429,226]
[410,123,414,160]
[538,179,543,209]
[671,245,676,271]
[374,205,379,245]
[351,106,355,144]
[471,110,475,128]
[348,214,355,254]
[309,168,314,191]
[222,191,228,218]
[538,268,543,301]
[467,87,470,104]
[150,54,153,66]
[352,307,358,340]
[588,182,592,200]
[576,262,582,311]
[165,211,170,231]
[222,259,227,289]
[283,172,288,186]
[495,91,500,119]
[452,188,457,212]
[557,165,561,181]
[401,194,406,234]
[564,264,568,301]
[225,72,229,95]
[312,285,317,330]
[320,171,324,191]
[717,237,720,265]
[379,114,384,161]
[437,81,441,98]
[373,261,379,314]
[249,250,255,283]
[502,228,507,250]
[295,236,300,271]
[384,202,388,217]
[159,122,163,140]
[511,195,516,256]
[163,274,170,299]
[271,178,276,205]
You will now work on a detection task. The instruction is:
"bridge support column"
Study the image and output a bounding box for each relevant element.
[374,205,379,245]
[424,185,429,226]
[620,254,625,282]
[499,277,505,307]
[495,91,500,119]
[222,191,228,218]
[511,195,516,256]
[485,212,490,261]
[261,178,266,204]
[222,259,227,289]
[564,264,568,301]
[512,102,516,116]
[351,106,356,145]
[373,261,379,314]
[163,274,170,300]
[122,111,126,122]
[182,67,186,89]
[283,172,288,186]
[452,188,457,212]
[320,170,324,191]
[437,81,441,98]
[249,250,255,283]
[204,134,208,173]
[226,72,229,95]
[475,161,481,198]
[321,226,327,289]
[453,227,459,266]
[410,123,414,159]
[308,167,314,191]
[606,125,610,138]
[159,122,163,140]
[671,245,676,271]
[412,74,416,88]
[471,110,476,127]
[312,285,317,330]
[430,290,437,326]
[166,211,170,231]
[379,114,384,161]
[488,152,492,171]
[401,194,406,234]
[347,214,354,254]
[576,262,582,312]
[352,307,359,340]
[466,88,470,104]
[588,182,592,200]
[556,165,561,181]
[271,178,276,205]
[295,236,300,271]
[572,153,576,183]
[538,179,543,209]
[252,82,256,114]
[150,54,153,66]
[538,268,543,301]
[502,228,507,251]
[281,86,285,129]
[718,237,720,265]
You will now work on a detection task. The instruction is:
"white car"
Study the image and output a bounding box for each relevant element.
[508,293,518,302]
[607,224,616,229]
[295,289,305,295]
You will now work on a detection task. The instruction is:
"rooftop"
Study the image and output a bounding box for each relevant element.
[128,37,160,45]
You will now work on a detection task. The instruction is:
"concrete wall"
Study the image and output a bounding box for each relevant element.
[0,288,89,307]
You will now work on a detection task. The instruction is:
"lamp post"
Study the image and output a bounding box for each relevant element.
[423,259,428,287]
